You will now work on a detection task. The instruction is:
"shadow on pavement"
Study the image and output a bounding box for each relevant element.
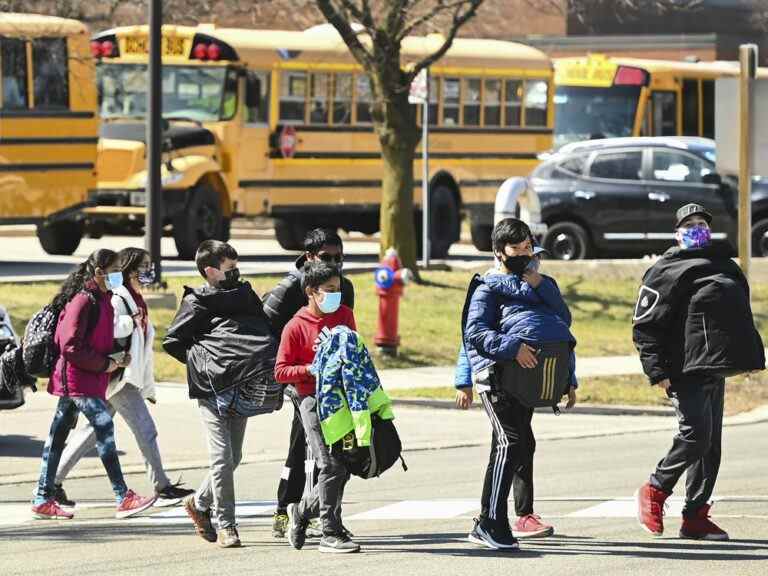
[0,435,45,458]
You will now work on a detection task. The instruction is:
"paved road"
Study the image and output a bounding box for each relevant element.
[1,389,766,575]
[0,233,487,282]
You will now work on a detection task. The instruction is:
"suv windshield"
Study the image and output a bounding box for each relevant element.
[97,64,235,122]
[554,85,641,148]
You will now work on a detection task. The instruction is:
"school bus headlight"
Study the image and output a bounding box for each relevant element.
[162,172,184,186]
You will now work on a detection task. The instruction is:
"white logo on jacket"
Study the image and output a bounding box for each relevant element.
[633,286,661,322]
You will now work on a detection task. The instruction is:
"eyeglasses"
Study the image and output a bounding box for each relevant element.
[317,252,343,264]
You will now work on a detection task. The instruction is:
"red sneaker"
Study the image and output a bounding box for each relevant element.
[512,514,554,538]
[115,489,157,519]
[636,482,669,536]
[680,503,729,541]
[31,499,74,520]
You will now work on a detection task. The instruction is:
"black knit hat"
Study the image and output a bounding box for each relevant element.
[675,203,713,229]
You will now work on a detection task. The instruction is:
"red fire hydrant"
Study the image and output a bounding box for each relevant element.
[374,248,412,356]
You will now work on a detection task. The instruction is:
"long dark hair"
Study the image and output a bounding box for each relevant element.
[51,249,118,310]
[119,247,149,283]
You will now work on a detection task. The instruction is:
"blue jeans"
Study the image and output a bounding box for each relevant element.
[35,396,128,505]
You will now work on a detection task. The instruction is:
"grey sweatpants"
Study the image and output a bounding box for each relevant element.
[295,395,349,536]
[56,384,171,492]
[194,400,248,529]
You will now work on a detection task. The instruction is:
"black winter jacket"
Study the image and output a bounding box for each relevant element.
[632,244,765,384]
[163,282,277,399]
[262,254,355,337]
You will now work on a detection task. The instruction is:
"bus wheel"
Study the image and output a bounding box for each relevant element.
[37,220,84,256]
[173,184,223,259]
[752,218,768,257]
[543,221,593,260]
[470,224,493,252]
[274,217,306,251]
[428,185,460,258]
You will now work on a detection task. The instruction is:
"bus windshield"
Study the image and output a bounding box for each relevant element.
[97,64,233,121]
[553,85,641,148]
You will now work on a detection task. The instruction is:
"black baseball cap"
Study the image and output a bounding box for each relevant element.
[675,203,713,229]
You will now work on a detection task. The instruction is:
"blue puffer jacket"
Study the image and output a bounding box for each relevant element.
[459,271,577,389]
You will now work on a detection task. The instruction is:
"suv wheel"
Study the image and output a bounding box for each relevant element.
[543,221,593,260]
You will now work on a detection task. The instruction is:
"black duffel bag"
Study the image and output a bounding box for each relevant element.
[334,414,407,479]
[498,341,571,410]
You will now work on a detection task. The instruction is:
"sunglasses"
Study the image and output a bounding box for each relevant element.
[317,252,343,264]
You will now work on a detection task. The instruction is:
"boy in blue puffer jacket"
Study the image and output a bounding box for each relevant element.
[455,218,577,551]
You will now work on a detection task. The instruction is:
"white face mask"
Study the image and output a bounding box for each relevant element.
[106,271,123,291]
[316,290,342,314]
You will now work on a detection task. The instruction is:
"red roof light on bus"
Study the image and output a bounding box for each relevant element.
[90,40,116,58]
[614,66,648,86]
[100,41,115,58]
[90,41,101,58]
[207,43,221,61]
[192,43,208,60]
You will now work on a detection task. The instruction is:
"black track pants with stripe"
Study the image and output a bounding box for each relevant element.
[275,394,317,513]
[479,390,535,526]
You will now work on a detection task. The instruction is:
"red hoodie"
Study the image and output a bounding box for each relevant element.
[274,304,356,397]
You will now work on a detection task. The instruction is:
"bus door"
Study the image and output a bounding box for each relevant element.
[237,69,271,214]
[643,91,678,137]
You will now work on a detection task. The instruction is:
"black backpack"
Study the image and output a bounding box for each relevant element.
[335,414,407,479]
[497,341,571,411]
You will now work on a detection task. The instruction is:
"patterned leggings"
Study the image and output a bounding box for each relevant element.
[35,396,128,504]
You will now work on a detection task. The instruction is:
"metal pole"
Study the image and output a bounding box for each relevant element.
[738,44,757,282]
[146,0,163,283]
[421,73,430,268]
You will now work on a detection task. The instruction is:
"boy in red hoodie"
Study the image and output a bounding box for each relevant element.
[275,261,359,554]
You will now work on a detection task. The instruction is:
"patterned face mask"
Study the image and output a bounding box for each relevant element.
[677,223,712,249]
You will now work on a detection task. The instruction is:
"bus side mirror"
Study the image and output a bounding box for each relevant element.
[702,172,722,187]
[245,76,261,109]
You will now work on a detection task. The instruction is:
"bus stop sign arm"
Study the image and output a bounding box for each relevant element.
[146,0,163,284]
[738,44,757,283]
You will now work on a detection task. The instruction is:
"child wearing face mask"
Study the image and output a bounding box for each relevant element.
[164,240,278,549]
[52,247,194,509]
[456,218,578,551]
[275,261,361,554]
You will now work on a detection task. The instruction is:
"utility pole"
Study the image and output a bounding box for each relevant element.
[146,0,163,283]
[738,44,757,281]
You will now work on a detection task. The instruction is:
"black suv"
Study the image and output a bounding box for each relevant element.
[529,137,768,260]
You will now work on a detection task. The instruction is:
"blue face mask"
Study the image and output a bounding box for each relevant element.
[138,269,155,286]
[317,290,342,314]
[677,224,712,250]
[106,271,124,291]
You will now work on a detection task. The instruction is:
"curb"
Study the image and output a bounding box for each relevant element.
[391,398,676,417]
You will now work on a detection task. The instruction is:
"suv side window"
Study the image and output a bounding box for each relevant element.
[652,150,713,183]
[589,150,643,180]
[550,154,587,179]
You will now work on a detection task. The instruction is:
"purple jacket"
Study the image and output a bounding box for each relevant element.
[48,283,114,399]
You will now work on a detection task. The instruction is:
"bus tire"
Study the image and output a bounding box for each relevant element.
[752,218,768,257]
[173,184,223,260]
[274,217,305,251]
[37,220,84,256]
[428,185,460,258]
[470,224,493,252]
[543,221,593,260]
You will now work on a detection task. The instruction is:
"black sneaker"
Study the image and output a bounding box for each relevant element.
[155,482,195,507]
[319,532,360,554]
[287,503,307,550]
[468,517,519,550]
[53,484,76,508]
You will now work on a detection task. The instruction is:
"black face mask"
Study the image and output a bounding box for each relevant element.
[219,268,241,289]
[500,255,532,276]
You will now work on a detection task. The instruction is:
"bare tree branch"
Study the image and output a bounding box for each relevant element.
[399,0,472,40]
[316,0,373,68]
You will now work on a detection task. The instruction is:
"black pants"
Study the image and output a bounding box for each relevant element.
[276,392,318,514]
[479,390,535,527]
[650,375,725,518]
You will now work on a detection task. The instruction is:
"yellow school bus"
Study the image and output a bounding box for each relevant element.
[88,24,553,257]
[0,13,98,254]
[553,54,767,150]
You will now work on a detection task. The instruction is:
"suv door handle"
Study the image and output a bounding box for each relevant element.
[574,190,596,200]
[648,192,670,202]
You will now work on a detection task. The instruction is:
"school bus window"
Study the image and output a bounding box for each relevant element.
[309,73,329,124]
[220,68,238,120]
[1,38,29,109]
[525,79,548,127]
[682,78,699,136]
[333,73,352,125]
[702,80,714,138]
[463,78,481,126]
[652,91,677,136]
[484,78,501,126]
[279,71,307,123]
[427,75,438,125]
[504,79,522,126]
[245,70,270,124]
[32,38,69,109]
[443,78,460,126]
[355,75,372,123]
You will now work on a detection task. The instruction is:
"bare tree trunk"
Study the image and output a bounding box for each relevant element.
[373,78,420,275]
